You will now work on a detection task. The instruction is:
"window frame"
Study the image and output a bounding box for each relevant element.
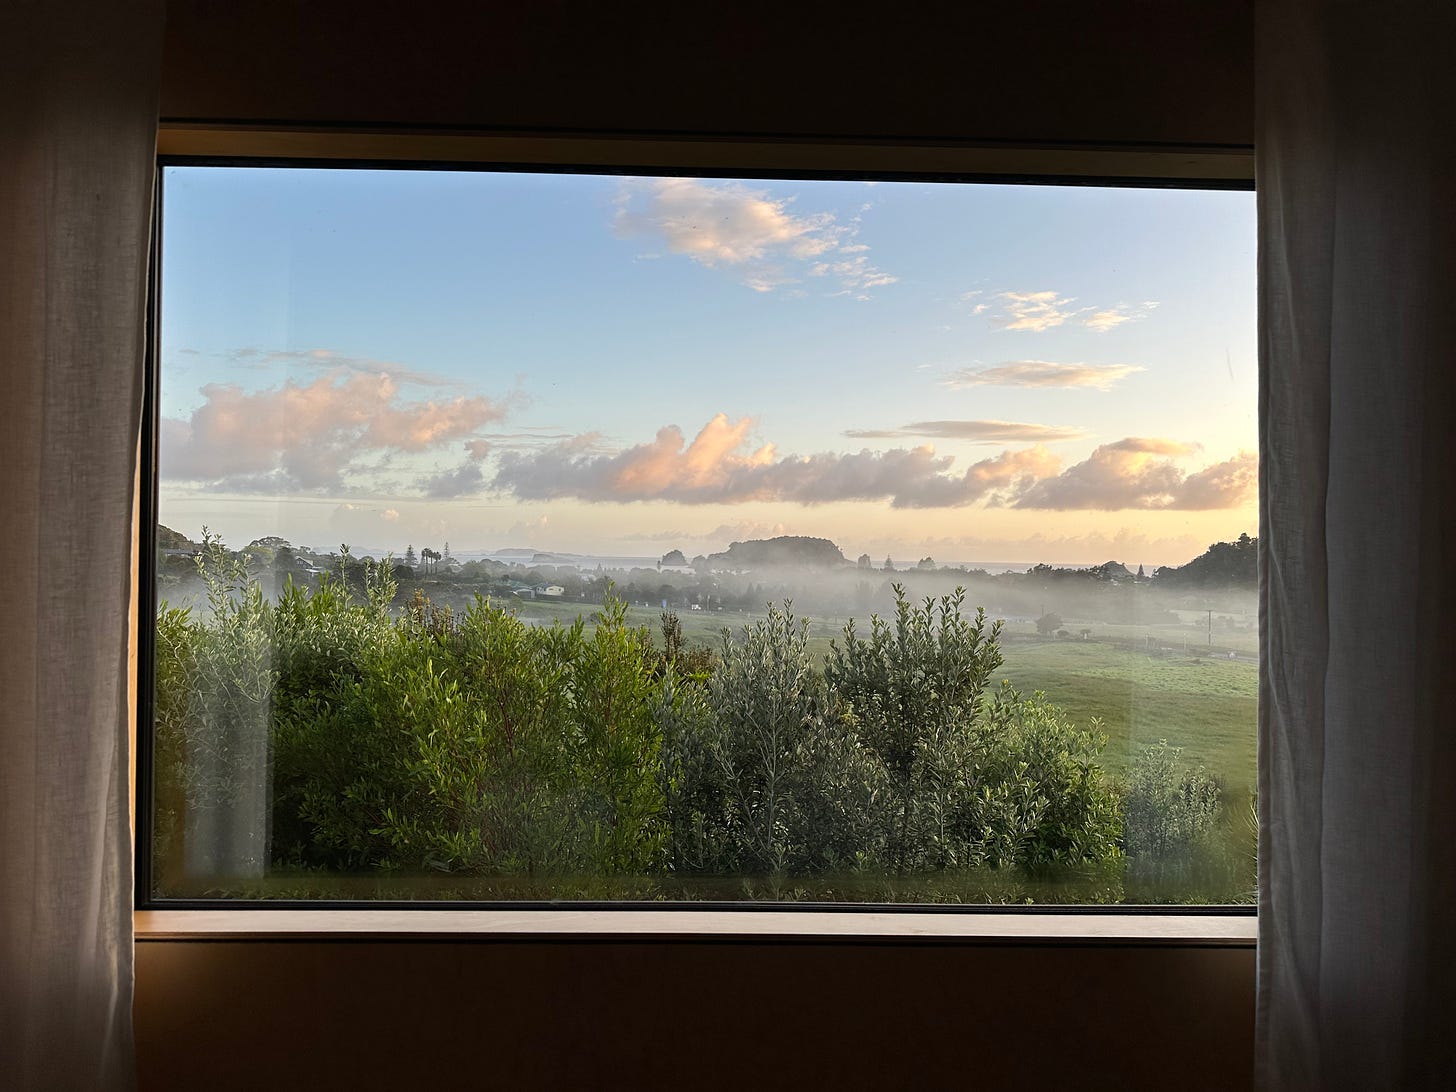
[136,126,1258,924]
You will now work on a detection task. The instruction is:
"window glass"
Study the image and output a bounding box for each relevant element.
[151,166,1256,904]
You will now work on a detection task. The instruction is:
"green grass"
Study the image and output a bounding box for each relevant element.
[996,637,1257,798]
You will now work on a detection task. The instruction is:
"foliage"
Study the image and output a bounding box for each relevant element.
[825,588,1121,871]
[1153,533,1258,589]
[1122,740,1223,858]
[275,592,667,875]
[157,561,1131,890]
[658,603,885,875]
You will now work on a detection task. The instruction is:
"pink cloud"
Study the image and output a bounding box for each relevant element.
[160,370,510,492]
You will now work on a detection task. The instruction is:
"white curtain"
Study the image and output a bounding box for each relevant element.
[0,3,164,1089]
[1257,1,1456,1087]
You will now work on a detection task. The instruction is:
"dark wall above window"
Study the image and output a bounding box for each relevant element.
[160,1,1253,151]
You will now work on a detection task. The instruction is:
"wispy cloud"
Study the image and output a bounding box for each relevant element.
[1014,439,1256,511]
[614,178,896,297]
[220,347,459,387]
[943,361,1144,391]
[160,369,512,493]
[844,420,1089,443]
[979,291,1158,333]
[992,290,1080,332]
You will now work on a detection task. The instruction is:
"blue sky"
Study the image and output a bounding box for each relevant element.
[159,167,1255,567]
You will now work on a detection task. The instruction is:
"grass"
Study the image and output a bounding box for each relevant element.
[995,637,1257,798]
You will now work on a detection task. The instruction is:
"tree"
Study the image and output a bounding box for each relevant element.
[404,544,417,569]
[660,549,687,567]
[883,556,895,572]
[1035,612,1063,636]
[916,557,936,571]
[857,553,872,570]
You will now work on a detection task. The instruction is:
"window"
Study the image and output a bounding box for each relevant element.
[143,164,1256,907]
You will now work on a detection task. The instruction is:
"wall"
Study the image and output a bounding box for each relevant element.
[135,937,1254,1091]
[139,5,1257,1089]
[159,1,1252,151]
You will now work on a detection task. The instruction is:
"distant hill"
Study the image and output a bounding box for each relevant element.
[1154,533,1258,588]
[708,536,847,570]
[156,525,199,551]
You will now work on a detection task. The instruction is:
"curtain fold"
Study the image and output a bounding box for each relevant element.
[1257,2,1456,1087]
[0,3,164,1089]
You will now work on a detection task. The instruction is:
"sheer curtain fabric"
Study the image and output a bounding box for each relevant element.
[1257,1,1456,1087]
[0,3,163,1089]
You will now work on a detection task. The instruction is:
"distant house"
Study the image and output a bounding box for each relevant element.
[538,585,565,597]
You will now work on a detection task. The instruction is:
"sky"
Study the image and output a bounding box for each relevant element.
[158,167,1256,569]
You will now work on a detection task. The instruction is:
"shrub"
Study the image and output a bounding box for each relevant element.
[278,592,667,876]
[825,587,1003,870]
[1123,740,1222,858]
[156,561,1126,890]
[658,603,885,875]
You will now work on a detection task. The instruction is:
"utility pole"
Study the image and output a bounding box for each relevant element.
[1206,608,1214,647]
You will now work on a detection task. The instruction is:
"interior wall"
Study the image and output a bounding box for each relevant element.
[160,1,1252,150]
[135,939,1254,1091]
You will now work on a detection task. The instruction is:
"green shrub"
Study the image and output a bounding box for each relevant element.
[1123,740,1222,858]
[825,586,1007,870]
[659,603,885,875]
[156,560,1126,890]
[277,592,667,876]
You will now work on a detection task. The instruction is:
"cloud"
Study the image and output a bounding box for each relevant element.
[614,177,896,296]
[160,369,511,492]
[1083,301,1159,331]
[943,361,1144,391]
[981,291,1158,333]
[328,503,404,545]
[1014,440,1256,510]
[464,439,492,460]
[421,462,486,499]
[505,515,551,540]
[220,347,458,387]
[844,420,1089,443]
[491,413,1060,509]
[991,290,1079,332]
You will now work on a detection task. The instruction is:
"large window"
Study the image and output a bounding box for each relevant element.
[144,165,1256,906]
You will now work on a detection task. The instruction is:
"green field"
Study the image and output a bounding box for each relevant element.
[996,637,1257,797]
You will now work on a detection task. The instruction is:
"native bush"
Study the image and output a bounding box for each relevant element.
[825,587,1006,870]
[276,592,667,875]
[156,557,1128,890]
[1122,739,1223,858]
[658,603,885,875]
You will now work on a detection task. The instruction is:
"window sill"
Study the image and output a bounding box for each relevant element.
[134,908,1256,946]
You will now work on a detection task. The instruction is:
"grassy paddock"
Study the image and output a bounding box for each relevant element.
[995,638,1257,797]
